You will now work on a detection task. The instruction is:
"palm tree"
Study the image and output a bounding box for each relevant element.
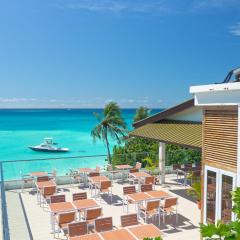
[91,102,127,164]
[134,106,150,122]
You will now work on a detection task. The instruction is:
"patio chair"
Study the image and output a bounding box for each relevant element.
[97,180,112,203]
[95,166,101,173]
[140,200,161,225]
[129,168,139,174]
[88,172,100,177]
[144,176,156,185]
[83,207,102,232]
[140,184,153,192]
[88,172,101,194]
[135,162,142,170]
[56,211,76,237]
[107,164,119,180]
[50,194,66,203]
[192,162,201,171]
[72,192,87,201]
[40,185,57,207]
[188,169,201,185]
[69,169,82,186]
[122,186,136,212]
[94,217,113,232]
[173,164,185,185]
[140,176,156,189]
[128,169,139,185]
[68,222,88,238]
[49,169,57,182]
[160,197,178,224]
[37,176,50,182]
[20,171,34,192]
[120,213,139,227]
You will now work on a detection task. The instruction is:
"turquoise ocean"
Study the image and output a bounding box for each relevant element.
[0,109,160,180]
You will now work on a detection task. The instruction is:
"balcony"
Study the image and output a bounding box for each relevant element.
[0,154,201,240]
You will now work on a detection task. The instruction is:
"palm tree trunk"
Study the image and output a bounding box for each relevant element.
[105,135,112,164]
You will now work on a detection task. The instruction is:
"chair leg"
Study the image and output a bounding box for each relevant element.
[158,210,160,226]
[176,209,178,224]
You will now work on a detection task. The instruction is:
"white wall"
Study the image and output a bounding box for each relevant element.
[167,106,203,122]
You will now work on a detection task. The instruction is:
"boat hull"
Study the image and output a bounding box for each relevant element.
[29,146,69,153]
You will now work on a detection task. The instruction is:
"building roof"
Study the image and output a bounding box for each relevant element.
[129,120,202,149]
[133,99,195,128]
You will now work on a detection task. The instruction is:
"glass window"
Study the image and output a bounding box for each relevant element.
[206,170,216,223]
[221,175,233,223]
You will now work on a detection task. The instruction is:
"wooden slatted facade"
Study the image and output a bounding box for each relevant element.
[203,106,238,172]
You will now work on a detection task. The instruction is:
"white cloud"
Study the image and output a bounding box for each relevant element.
[60,0,240,14]
[229,22,240,36]
[64,0,167,13]
[0,98,37,103]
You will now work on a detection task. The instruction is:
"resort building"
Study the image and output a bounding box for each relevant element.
[130,78,240,225]
[190,82,240,224]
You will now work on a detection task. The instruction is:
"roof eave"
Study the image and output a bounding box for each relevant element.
[133,98,195,128]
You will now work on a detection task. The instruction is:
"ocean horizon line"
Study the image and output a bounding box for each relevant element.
[0,107,163,110]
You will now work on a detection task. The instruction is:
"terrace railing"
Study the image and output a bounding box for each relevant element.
[0,150,201,239]
[0,162,10,240]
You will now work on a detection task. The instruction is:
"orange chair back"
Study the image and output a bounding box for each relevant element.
[50,194,65,203]
[95,166,101,172]
[146,200,160,212]
[58,211,75,225]
[89,172,100,177]
[130,168,138,173]
[145,176,155,185]
[85,208,102,221]
[95,217,113,232]
[141,184,153,192]
[73,192,87,201]
[123,186,136,195]
[43,186,56,197]
[164,197,178,208]
[37,176,49,182]
[100,181,111,190]
[68,222,87,237]
[121,214,138,227]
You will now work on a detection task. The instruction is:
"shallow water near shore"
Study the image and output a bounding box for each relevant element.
[0,108,160,179]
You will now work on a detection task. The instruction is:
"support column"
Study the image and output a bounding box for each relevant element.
[159,142,166,184]
[237,105,240,187]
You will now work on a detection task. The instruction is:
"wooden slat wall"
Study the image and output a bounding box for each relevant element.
[203,107,238,172]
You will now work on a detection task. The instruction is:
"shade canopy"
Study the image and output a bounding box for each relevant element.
[129,120,202,149]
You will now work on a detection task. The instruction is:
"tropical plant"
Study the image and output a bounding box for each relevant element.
[112,137,159,167]
[166,144,201,165]
[91,102,127,164]
[134,106,150,122]
[187,182,201,200]
[200,187,240,239]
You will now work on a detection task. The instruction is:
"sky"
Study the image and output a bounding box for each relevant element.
[0,0,240,108]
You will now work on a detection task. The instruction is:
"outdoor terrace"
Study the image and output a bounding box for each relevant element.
[1,161,200,240]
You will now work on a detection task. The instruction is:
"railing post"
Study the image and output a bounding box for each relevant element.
[0,162,10,240]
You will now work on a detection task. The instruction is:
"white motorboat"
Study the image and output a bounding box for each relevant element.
[29,138,69,153]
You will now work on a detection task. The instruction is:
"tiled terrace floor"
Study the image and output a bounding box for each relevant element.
[5,174,200,240]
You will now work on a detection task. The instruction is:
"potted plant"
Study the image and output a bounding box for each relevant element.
[187,182,201,209]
